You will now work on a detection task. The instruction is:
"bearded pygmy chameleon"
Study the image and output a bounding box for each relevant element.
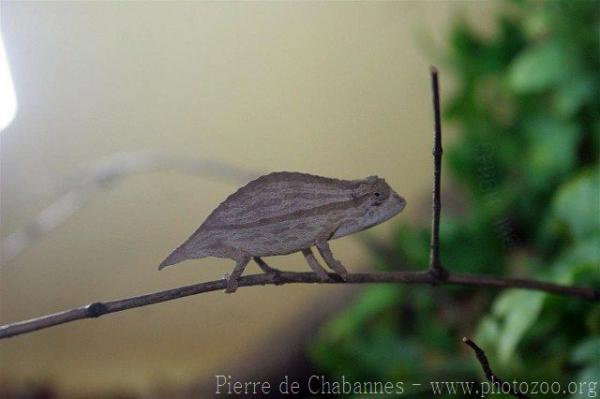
[159,172,406,292]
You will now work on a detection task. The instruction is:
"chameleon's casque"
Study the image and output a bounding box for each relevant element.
[159,171,406,292]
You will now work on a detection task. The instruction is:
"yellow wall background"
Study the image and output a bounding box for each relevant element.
[1,1,498,395]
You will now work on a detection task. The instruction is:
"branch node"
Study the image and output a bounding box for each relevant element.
[85,302,108,318]
[270,271,285,285]
[432,147,443,157]
[428,263,449,283]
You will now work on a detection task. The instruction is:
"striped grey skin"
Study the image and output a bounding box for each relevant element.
[159,171,406,292]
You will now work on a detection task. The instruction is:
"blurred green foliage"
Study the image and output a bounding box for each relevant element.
[311,1,599,397]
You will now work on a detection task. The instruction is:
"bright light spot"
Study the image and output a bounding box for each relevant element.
[0,30,17,131]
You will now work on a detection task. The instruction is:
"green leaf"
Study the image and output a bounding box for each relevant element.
[553,234,600,284]
[320,285,401,342]
[522,7,551,38]
[553,168,600,239]
[523,117,579,190]
[474,316,501,350]
[439,216,504,273]
[554,75,596,116]
[492,290,546,364]
[571,336,600,364]
[508,40,574,92]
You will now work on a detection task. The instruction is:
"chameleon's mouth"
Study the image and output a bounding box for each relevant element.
[392,192,407,212]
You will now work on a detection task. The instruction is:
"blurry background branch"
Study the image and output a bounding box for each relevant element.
[1,152,260,263]
[1,67,597,341]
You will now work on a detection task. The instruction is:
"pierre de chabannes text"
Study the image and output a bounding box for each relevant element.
[215,375,598,397]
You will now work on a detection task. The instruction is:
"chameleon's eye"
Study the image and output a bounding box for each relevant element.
[374,192,380,197]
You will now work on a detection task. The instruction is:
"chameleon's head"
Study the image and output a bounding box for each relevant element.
[338,176,406,236]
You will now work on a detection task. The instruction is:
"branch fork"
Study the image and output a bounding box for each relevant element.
[0,67,597,341]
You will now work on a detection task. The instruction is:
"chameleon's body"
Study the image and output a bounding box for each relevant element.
[160,171,406,292]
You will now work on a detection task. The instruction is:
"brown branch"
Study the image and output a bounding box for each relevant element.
[463,337,530,399]
[428,66,447,279]
[2,67,597,342]
[1,270,597,339]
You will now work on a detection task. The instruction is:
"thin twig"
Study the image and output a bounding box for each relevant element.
[0,270,597,339]
[428,66,447,279]
[2,67,597,342]
[463,337,530,399]
[1,152,259,263]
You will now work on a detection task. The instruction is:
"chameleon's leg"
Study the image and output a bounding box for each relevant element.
[253,257,282,274]
[225,255,251,293]
[316,240,348,281]
[254,257,284,285]
[301,248,330,281]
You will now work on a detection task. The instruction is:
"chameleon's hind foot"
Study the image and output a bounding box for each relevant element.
[254,257,282,274]
[254,257,284,284]
[225,277,239,293]
[225,255,251,294]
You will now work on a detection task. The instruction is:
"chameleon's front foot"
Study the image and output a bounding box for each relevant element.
[326,264,348,282]
[316,240,349,281]
[302,248,331,282]
[332,266,348,281]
